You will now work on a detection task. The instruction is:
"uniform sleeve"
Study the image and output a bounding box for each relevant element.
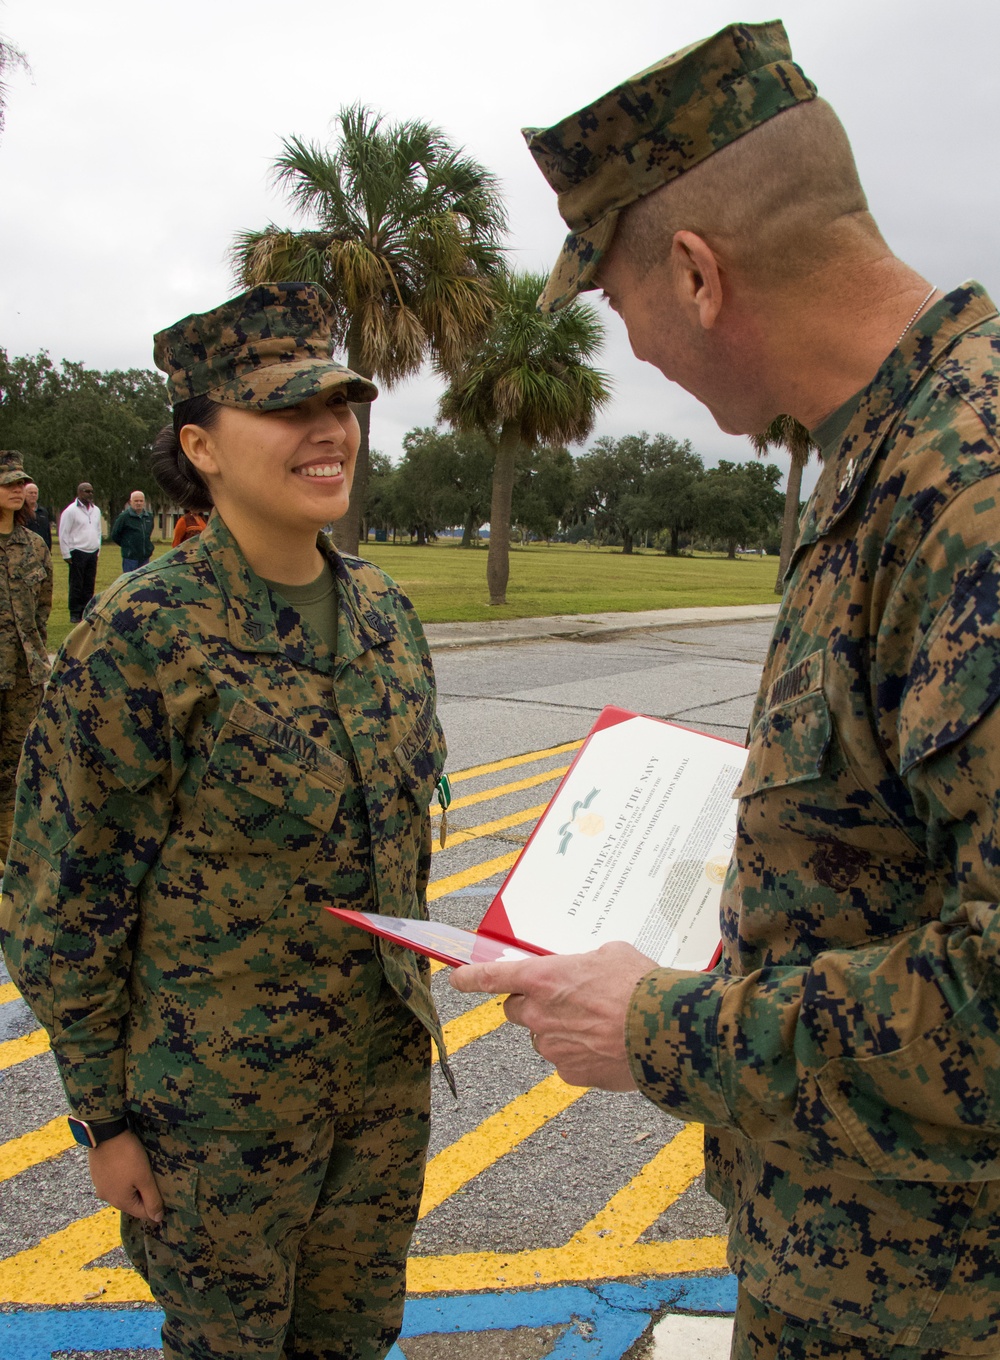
[627,490,1000,1185]
[0,621,175,1121]
[35,543,52,641]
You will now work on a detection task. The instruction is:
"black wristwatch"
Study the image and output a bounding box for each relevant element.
[67,1115,131,1148]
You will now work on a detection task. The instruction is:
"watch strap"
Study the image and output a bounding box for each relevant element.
[67,1115,131,1148]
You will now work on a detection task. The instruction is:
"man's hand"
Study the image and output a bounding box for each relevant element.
[87,1130,164,1223]
[451,941,657,1091]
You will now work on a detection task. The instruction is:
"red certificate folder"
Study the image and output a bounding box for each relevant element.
[328,706,748,970]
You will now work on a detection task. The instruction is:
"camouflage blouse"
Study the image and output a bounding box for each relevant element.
[0,514,448,1129]
[627,283,1000,1352]
[0,522,52,688]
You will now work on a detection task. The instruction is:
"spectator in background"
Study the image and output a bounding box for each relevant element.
[22,483,52,550]
[111,489,154,572]
[58,481,101,623]
[171,506,209,547]
[0,451,51,869]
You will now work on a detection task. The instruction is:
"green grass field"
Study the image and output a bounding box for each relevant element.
[46,538,780,651]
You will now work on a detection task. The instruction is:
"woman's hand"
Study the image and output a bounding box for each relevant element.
[86,1130,164,1223]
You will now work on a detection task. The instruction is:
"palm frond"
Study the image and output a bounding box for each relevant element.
[751,414,815,465]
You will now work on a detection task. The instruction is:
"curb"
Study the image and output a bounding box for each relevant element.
[423,604,781,651]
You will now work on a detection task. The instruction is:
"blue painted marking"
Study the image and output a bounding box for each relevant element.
[0,1308,164,1359]
[0,1276,736,1358]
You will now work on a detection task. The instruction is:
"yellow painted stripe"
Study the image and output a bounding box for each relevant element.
[420,1072,586,1217]
[431,994,508,1058]
[568,1123,707,1247]
[440,996,507,1055]
[433,766,568,817]
[0,1205,154,1303]
[437,802,545,851]
[0,981,21,1007]
[448,740,583,786]
[407,1236,728,1294]
[0,1116,74,1183]
[427,851,519,902]
[0,1027,49,1071]
[0,1214,725,1305]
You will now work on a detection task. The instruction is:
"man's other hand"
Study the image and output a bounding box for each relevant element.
[451,941,657,1090]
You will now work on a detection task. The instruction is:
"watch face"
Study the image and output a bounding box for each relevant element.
[67,1117,97,1149]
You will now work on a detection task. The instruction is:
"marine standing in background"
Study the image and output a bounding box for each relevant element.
[1,283,449,1360]
[110,489,154,572]
[0,451,51,868]
[22,483,52,549]
[454,21,1000,1360]
[57,480,101,622]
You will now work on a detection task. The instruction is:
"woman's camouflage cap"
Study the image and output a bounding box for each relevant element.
[524,19,817,312]
[0,450,32,486]
[153,282,379,409]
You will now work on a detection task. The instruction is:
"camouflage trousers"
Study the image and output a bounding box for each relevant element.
[121,980,431,1360]
[0,653,44,865]
[731,1287,1000,1360]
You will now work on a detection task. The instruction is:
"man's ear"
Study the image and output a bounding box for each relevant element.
[179,424,220,478]
[671,230,724,330]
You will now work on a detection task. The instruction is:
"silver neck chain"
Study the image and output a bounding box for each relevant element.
[896,286,937,348]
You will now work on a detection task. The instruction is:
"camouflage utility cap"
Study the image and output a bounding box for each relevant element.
[0,450,31,486]
[153,282,379,410]
[525,20,817,312]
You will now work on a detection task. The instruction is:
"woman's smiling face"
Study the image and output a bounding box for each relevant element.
[182,389,361,541]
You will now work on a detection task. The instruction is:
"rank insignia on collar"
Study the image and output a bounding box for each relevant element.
[364,608,386,633]
[838,458,856,495]
[245,619,266,641]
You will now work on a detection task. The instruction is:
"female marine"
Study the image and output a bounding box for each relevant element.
[0,283,448,1360]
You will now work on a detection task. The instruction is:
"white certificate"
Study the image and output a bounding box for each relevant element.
[483,709,747,970]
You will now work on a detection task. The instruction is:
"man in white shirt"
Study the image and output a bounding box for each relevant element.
[58,482,102,622]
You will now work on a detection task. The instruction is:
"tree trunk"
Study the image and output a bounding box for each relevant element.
[776,454,805,593]
[329,324,371,557]
[622,528,633,555]
[669,526,680,556]
[461,509,477,548]
[487,423,520,606]
[728,540,738,560]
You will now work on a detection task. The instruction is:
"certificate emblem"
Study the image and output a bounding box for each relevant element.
[557,787,602,855]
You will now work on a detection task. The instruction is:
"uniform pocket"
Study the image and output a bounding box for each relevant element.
[392,691,446,813]
[735,657,831,800]
[188,700,348,922]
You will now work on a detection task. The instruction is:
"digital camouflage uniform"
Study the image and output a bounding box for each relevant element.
[523,21,1000,1357]
[0,450,52,864]
[628,284,1000,1355]
[0,287,447,1360]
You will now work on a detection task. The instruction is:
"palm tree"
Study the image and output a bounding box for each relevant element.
[441,270,611,606]
[231,104,507,554]
[750,415,816,592]
[0,33,28,139]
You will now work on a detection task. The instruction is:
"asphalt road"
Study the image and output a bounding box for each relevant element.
[0,617,773,1359]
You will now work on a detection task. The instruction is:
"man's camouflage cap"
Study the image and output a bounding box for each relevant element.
[0,450,32,486]
[524,20,817,312]
[153,282,379,410]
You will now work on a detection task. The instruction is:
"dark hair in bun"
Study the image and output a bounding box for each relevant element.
[149,394,220,510]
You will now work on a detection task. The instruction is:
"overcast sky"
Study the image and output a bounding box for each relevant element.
[2,0,998,499]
